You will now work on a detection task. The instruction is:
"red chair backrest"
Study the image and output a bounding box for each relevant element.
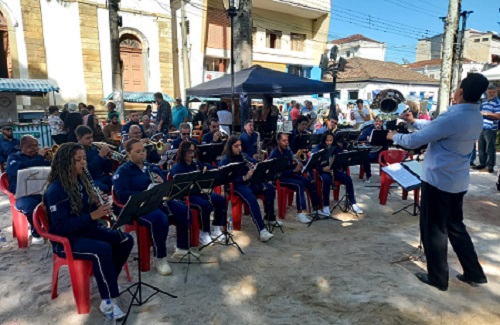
[378,150,409,167]
[0,172,10,196]
[111,187,124,208]
[33,204,50,236]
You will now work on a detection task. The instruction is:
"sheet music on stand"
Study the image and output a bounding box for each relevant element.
[381,161,422,191]
[15,167,51,199]
[401,160,422,179]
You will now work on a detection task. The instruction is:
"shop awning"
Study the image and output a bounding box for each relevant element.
[104,91,174,103]
[0,78,60,95]
[189,96,221,102]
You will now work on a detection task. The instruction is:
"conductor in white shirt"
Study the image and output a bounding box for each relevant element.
[387,73,488,291]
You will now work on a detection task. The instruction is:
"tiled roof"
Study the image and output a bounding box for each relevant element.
[407,58,473,69]
[323,57,438,84]
[330,34,383,45]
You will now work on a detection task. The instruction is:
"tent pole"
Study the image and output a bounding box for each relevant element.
[230,12,235,135]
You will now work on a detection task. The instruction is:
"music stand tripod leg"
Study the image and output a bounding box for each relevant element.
[265,215,284,233]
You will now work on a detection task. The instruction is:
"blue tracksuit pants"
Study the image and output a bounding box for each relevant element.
[319,171,356,206]
[188,193,226,232]
[15,194,42,237]
[279,174,320,211]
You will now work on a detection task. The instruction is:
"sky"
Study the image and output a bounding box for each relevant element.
[328,0,500,63]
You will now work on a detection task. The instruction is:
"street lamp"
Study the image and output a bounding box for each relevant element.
[222,0,241,134]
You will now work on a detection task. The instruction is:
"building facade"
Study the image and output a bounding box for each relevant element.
[406,59,485,81]
[327,34,386,62]
[416,29,500,64]
[174,0,331,97]
[0,0,175,111]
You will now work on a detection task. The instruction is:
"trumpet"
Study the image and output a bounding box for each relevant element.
[92,142,127,163]
[216,131,228,142]
[145,140,164,152]
[44,144,59,161]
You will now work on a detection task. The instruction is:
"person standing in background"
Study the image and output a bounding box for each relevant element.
[64,103,83,143]
[155,92,172,134]
[47,106,67,145]
[172,98,189,130]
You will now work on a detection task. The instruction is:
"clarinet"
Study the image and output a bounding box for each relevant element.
[287,145,301,165]
[83,168,124,238]
[242,153,255,170]
[143,159,159,190]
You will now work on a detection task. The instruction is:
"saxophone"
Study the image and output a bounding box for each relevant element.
[255,131,267,162]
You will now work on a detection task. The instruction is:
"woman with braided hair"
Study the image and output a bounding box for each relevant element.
[44,143,133,320]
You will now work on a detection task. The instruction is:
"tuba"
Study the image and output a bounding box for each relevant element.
[371,89,405,114]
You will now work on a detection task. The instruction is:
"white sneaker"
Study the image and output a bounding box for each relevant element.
[99,300,126,320]
[156,257,172,276]
[352,204,364,214]
[296,213,311,224]
[259,229,274,242]
[199,232,212,246]
[322,206,331,216]
[31,236,45,245]
[173,247,200,259]
[211,226,226,242]
[316,209,330,217]
[364,177,372,183]
[267,219,283,226]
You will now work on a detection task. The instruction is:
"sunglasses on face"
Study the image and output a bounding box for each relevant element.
[182,133,190,136]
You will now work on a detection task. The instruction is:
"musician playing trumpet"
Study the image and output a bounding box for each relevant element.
[220,136,276,242]
[170,141,227,246]
[202,118,227,144]
[44,143,133,320]
[76,126,113,194]
[6,135,50,245]
[171,123,199,149]
[269,132,322,224]
[125,125,161,164]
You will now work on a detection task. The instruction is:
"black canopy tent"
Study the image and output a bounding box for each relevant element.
[186,65,334,98]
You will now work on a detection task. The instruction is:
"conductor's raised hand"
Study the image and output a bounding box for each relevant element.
[399,112,415,124]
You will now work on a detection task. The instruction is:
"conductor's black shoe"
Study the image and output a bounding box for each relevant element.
[488,168,494,173]
[470,162,476,167]
[415,272,448,291]
[456,274,487,287]
[473,165,486,170]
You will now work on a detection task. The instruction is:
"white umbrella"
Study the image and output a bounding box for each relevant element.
[482,66,500,81]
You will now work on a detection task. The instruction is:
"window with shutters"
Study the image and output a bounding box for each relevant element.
[290,33,305,51]
[266,29,281,49]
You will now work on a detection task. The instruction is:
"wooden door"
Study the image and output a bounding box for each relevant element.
[120,35,144,92]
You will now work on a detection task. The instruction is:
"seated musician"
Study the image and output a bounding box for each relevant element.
[170,140,226,245]
[124,125,161,163]
[220,136,277,242]
[171,123,199,149]
[290,115,311,153]
[121,111,145,137]
[239,120,259,160]
[103,113,122,147]
[0,125,21,169]
[141,114,156,138]
[202,118,226,144]
[358,115,386,183]
[312,132,364,215]
[44,143,133,320]
[269,132,323,223]
[75,125,113,193]
[314,115,338,135]
[113,138,193,275]
[6,135,50,245]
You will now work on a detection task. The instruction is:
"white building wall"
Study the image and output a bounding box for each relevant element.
[40,0,87,105]
[326,40,386,61]
[97,8,112,98]
[410,62,485,80]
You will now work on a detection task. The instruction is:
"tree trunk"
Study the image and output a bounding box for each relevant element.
[437,0,461,115]
[108,0,124,122]
[233,0,253,71]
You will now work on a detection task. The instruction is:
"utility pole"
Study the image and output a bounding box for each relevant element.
[108,0,124,122]
[455,11,473,89]
[180,0,191,99]
[233,0,252,71]
[437,0,461,115]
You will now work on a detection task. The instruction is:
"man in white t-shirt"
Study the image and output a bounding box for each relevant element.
[217,105,232,135]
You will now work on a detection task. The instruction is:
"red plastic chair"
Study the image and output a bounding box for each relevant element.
[378,150,414,205]
[227,183,266,231]
[0,173,29,248]
[276,179,311,219]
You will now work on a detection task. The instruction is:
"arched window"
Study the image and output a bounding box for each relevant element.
[0,10,12,78]
[120,34,144,92]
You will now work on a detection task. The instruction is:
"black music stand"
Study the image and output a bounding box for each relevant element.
[114,183,177,325]
[198,162,246,254]
[330,150,369,218]
[249,158,286,233]
[294,134,312,150]
[197,143,224,164]
[309,134,322,147]
[369,129,389,146]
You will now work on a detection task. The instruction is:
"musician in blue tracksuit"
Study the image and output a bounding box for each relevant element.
[44,143,133,320]
[202,118,225,144]
[358,116,387,183]
[6,135,51,244]
[220,136,276,242]
[312,132,363,216]
[289,115,311,153]
[0,125,20,165]
[113,138,190,276]
[239,120,258,159]
[75,126,113,193]
[171,123,199,149]
[170,140,226,245]
[269,132,322,224]
[121,125,161,164]
[120,111,145,136]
